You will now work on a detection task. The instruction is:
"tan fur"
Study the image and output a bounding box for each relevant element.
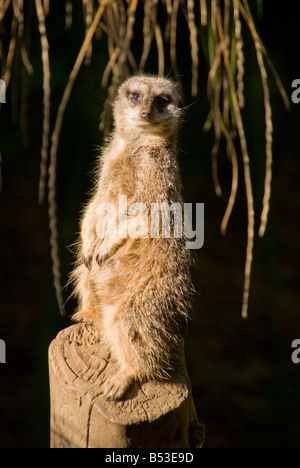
[70,75,193,400]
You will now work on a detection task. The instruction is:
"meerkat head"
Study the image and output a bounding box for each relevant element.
[112,75,183,139]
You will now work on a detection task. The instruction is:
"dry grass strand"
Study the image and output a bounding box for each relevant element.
[35,0,51,204]
[187,0,199,96]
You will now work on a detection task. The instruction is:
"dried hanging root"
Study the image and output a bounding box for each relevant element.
[154,17,164,77]
[200,0,208,27]
[187,0,199,96]
[3,15,18,87]
[169,0,180,78]
[43,0,49,17]
[219,123,238,237]
[222,0,230,126]
[207,0,223,197]
[83,0,94,65]
[65,1,73,30]
[139,0,154,71]
[35,0,51,205]
[233,0,244,109]
[0,0,12,23]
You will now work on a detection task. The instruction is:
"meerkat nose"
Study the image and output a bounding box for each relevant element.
[141,111,151,120]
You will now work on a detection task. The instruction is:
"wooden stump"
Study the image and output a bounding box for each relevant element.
[49,323,205,448]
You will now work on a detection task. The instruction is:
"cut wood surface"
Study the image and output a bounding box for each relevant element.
[49,323,205,448]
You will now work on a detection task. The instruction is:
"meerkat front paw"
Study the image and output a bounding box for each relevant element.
[102,371,134,400]
[82,245,109,269]
[82,238,109,268]
[94,238,127,267]
[81,236,97,269]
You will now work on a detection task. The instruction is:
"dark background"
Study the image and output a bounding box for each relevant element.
[0,1,300,448]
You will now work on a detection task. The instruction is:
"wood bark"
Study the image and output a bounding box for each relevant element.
[49,323,205,448]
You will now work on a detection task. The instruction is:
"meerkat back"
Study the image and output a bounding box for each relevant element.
[71,75,193,400]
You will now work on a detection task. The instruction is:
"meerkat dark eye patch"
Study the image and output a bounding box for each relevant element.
[129,92,141,103]
[155,94,172,107]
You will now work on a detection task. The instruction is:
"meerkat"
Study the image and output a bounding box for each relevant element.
[71,74,193,400]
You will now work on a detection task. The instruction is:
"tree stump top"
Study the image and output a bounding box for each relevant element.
[49,323,191,426]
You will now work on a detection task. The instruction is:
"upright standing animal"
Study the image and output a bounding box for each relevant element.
[71,75,193,400]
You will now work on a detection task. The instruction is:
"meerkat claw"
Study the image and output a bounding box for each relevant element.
[82,255,92,269]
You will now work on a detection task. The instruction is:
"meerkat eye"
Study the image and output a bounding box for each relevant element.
[129,92,141,103]
[155,95,172,107]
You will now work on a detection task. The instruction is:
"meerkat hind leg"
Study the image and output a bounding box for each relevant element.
[101,313,140,400]
[73,296,96,325]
